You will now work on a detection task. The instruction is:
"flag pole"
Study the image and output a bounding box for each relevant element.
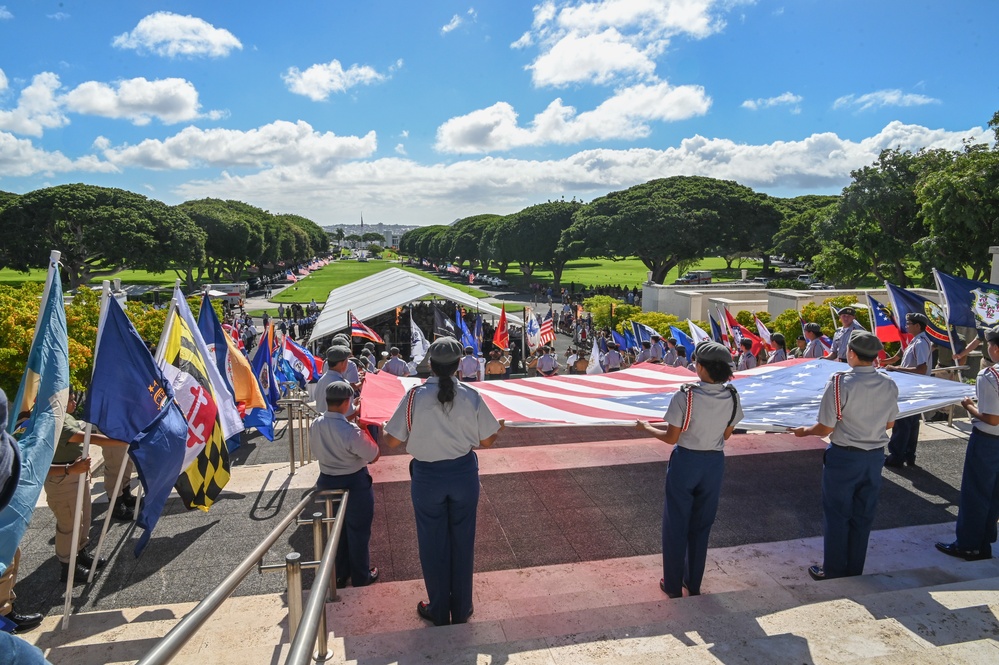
[932,269,962,369]
[63,269,107,628]
[86,283,133,583]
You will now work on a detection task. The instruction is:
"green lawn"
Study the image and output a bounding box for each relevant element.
[0,268,183,286]
[269,260,489,302]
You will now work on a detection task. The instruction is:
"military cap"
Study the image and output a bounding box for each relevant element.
[325,345,351,364]
[984,326,999,343]
[804,322,822,334]
[429,336,464,364]
[667,337,678,345]
[694,341,732,365]
[324,381,354,402]
[906,312,930,327]
[839,307,856,317]
[847,330,884,357]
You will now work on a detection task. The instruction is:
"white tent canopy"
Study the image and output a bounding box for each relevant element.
[308,267,523,345]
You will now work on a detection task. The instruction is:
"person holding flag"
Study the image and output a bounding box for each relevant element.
[883,312,933,468]
[767,333,788,363]
[827,307,866,363]
[803,323,826,359]
[936,326,999,561]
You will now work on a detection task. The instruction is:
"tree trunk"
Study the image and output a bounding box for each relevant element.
[551,260,566,291]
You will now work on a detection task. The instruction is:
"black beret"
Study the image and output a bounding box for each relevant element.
[804,322,822,334]
[906,312,930,327]
[325,345,350,364]
[429,336,464,364]
[848,330,884,357]
[667,337,677,345]
[839,307,856,316]
[324,381,354,402]
[985,326,999,343]
[695,341,732,365]
[363,341,375,349]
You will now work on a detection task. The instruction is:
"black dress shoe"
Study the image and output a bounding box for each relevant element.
[808,565,827,581]
[335,577,348,589]
[59,562,91,583]
[354,567,379,587]
[111,501,135,521]
[76,549,107,569]
[659,578,681,598]
[883,458,904,469]
[935,541,992,561]
[416,601,435,623]
[6,607,43,633]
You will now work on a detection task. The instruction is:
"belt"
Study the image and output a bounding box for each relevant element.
[832,444,883,453]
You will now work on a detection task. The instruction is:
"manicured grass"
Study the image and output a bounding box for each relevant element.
[0,268,184,286]
[479,256,766,288]
[269,260,488,302]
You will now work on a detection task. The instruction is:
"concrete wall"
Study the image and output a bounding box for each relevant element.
[642,283,942,321]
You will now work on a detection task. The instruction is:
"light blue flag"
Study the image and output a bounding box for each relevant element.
[669,325,696,360]
[0,257,69,574]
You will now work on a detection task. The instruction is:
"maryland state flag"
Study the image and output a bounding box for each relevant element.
[158,309,231,511]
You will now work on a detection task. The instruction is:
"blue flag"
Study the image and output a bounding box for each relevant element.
[623,329,638,351]
[251,328,281,410]
[611,330,628,349]
[0,259,69,574]
[455,311,479,355]
[708,315,724,343]
[669,325,696,360]
[474,315,483,353]
[631,320,661,344]
[85,299,188,556]
[885,281,953,349]
[934,269,999,331]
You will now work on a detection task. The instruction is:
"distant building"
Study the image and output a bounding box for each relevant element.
[383,231,402,247]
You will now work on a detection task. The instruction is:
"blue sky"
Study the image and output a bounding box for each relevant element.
[1,1,996,227]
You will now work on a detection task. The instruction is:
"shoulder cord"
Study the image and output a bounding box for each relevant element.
[987,366,999,397]
[833,373,843,421]
[405,386,419,432]
[678,384,740,432]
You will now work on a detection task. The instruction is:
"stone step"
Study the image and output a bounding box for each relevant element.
[326,522,999,663]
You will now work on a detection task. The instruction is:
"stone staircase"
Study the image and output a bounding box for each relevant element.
[325,522,999,665]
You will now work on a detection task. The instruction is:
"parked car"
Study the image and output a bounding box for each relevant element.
[797,274,816,285]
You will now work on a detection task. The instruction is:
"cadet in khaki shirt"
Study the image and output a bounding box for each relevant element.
[936,325,999,561]
[636,341,743,599]
[792,331,899,581]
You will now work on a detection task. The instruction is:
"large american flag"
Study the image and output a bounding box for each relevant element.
[358,359,972,429]
[539,309,556,345]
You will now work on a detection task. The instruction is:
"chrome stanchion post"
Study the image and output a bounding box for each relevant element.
[288,401,297,476]
[286,552,303,637]
[299,403,307,467]
[314,608,331,662]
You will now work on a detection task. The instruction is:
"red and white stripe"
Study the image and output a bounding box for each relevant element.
[539,312,556,345]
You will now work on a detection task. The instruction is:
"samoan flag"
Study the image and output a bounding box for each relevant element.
[867,295,904,344]
[669,326,696,360]
[0,258,68,575]
[885,281,952,349]
[85,299,188,556]
[934,269,999,331]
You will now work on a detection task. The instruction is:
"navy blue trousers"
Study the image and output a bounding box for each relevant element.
[317,468,374,586]
[955,428,999,556]
[886,415,920,464]
[822,444,884,578]
[662,446,724,597]
[411,451,479,626]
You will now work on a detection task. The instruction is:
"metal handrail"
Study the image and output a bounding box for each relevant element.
[286,491,349,665]
[137,488,317,665]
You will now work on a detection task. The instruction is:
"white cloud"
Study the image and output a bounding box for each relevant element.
[518,0,733,87]
[64,77,217,125]
[47,12,70,20]
[741,91,802,112]
[436,81,711,153]
[112,11,242,58]
[400,130,409,138]
[395,143,407,155]
[0,72,68,137]
[0,6,11,20]
[99,120,377,170]
[441,14,463,35]
[0,131,117,176]
[833,89,940,112]
[171,120,987,226]
[0,68,7,92]
[283,60,388,101]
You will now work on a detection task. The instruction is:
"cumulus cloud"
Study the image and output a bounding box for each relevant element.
[436,81,711,152]
[833,89,940,112]
[395,143,407,155]
[441,14,463,34]
[517,0,732,87]
[283,60,389,101]
[0,6,11,20]
[741,91,802,113]
[99,120,377,170]
[64,77,217,125]
[0,68,7,92]
[0,72,68,137]
[112,11,242,58]
[0,131,116,177]
[172,120,988,227]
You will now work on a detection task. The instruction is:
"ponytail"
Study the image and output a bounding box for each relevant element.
[430,359,459,410]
